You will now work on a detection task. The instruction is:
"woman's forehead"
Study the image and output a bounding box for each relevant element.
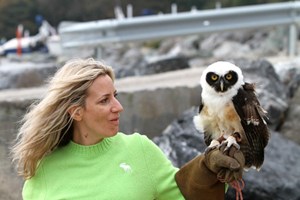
[87,75,115,96]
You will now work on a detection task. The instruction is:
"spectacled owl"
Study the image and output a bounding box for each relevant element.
[193,61,270,170]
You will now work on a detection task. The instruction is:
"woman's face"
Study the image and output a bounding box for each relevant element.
[72,74,123,145]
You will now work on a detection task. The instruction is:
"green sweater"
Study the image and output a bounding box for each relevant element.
[23,133,185,200]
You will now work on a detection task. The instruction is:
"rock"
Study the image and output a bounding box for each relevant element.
[271,59,300,144]
[230,58,289,130]
[226,131,300,200]
[200,27,287,60]
[154,107,300,200]
[140,56,190,75]
[106,45,147,79]
[249,27,287,57]
[153,107,201,167]
[273,59,300,98]
[0,61,57,90]
[153,58,299,199]
[213,41,253,59]
[0,100,32,200]
[280,87,300,144]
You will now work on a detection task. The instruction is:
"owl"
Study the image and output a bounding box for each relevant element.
[193,61,270,170]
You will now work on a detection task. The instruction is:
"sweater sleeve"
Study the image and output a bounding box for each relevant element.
[139,135,185,200]
[22,165,47,200]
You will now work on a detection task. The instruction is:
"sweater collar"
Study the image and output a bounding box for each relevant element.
[66,135,114,156]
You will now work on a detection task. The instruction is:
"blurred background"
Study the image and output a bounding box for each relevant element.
[0,0,291,41]
[0,0,299,200]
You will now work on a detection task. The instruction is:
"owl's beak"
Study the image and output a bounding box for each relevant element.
[214,77,227,93]
[220,79,224,92]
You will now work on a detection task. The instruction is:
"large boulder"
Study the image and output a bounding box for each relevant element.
[279,87,300,144]
[154,107,300,200]
[153,58,300,200]
[140,56,190,75]
[272,59,300,143]
[0,100,32,200]
[0,60,57,90]
[230,58,289,130]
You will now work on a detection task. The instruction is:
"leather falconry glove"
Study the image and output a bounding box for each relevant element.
[175,147,245,200]
[215,146,245,183]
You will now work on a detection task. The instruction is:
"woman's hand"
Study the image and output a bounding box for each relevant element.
[204,146,245,183]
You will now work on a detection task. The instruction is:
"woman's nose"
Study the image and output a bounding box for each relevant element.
[112,98,123,113]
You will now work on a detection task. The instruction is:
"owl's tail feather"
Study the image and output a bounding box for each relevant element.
[230,179,244,200]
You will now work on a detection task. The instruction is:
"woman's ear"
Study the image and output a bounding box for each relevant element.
[68,106,83,121]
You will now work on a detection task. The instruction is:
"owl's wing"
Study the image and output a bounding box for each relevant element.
[232,82,270,168]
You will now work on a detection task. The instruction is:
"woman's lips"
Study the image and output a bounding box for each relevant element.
[110,118,119,125]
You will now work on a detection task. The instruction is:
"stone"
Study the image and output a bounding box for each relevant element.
[0,61,57,90]
[280,87,300,144]
[154,107,300,200]
[153,58,300,199]
[141,56,190,75]
[230,58,289,130]
[0,100,32,200]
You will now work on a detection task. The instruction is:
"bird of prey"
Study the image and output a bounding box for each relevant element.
[193,61,269,170]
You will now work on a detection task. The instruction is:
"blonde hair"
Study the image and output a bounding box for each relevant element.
[11,58,114,179]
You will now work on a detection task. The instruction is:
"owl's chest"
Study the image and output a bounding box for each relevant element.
[203,101,236,120]
[200,101,241,136]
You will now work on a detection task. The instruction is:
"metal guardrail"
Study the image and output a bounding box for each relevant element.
[58,1,300,56]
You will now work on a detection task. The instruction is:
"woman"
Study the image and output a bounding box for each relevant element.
[11,58,244,200]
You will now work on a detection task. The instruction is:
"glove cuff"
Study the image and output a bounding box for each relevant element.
[175,154,225,200]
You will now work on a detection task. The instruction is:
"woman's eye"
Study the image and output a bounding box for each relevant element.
[225,74,232,80]
[211,74,218,81]
[100,98,109,104]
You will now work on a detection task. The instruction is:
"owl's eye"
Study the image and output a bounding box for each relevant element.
[225,73,232,80]
[211,74,218,81]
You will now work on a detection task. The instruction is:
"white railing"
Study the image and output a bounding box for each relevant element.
[58,1,300,56]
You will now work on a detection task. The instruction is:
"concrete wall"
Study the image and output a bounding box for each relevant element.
[0,67,203,199]
[0,100,31,200]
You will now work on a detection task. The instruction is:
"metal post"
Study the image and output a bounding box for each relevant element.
[215,1,222,9]
[95,46,103,59]
[288,23,297,57]
[127,4,133,18]
[171,3,177,14]
[288,6,298,57]
[191,6,197,12]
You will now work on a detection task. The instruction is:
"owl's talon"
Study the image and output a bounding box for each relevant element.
[218,142,229,152]
[232,142,240,150]
[223,145,230,152]
[205,139,220,155]
[204,146,217,155]
[219,136,240,152]
[223,142,240,152]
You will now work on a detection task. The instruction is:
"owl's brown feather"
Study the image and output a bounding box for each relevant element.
[232,82,269,169]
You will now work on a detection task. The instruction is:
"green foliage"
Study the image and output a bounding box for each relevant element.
[143,40,161,49]
[0,0,291,40]
[0,0,38,39]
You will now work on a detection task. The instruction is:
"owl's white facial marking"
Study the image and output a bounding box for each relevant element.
[200,61,244,103]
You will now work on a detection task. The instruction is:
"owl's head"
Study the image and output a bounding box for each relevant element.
[200,61,244,96]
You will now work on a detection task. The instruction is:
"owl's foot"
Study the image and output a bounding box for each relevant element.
[220,135,240,152]
[204,139,220,155]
